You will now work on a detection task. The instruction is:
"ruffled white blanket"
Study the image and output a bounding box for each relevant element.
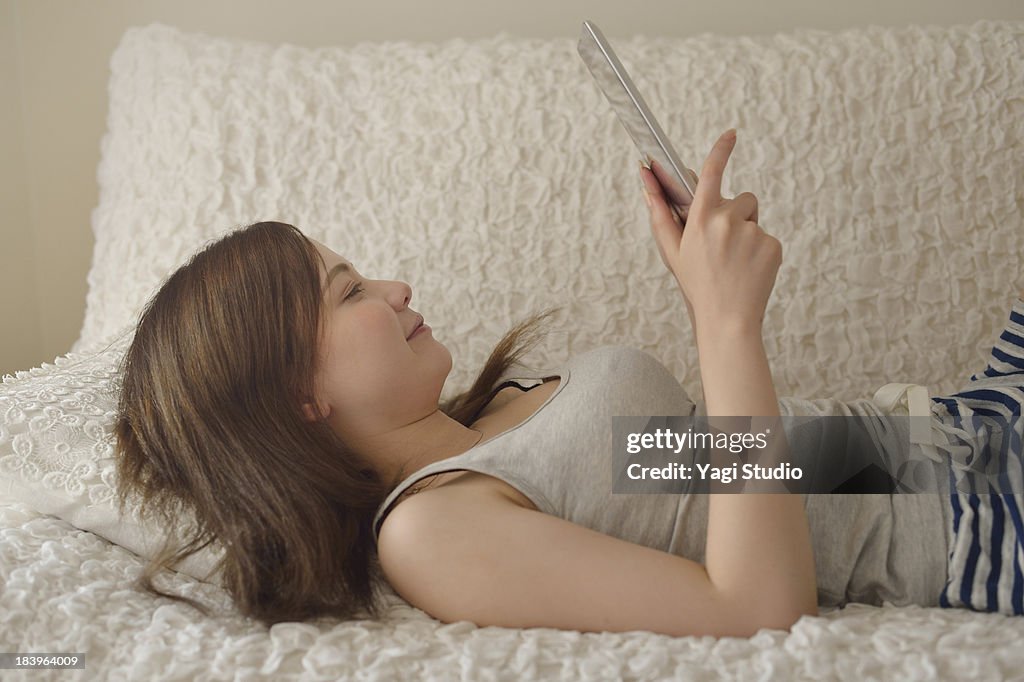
[4,501,1024,680]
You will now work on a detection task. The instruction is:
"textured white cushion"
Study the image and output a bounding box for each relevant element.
[75,20,1024,404]
[4,20,1023,583]
[0,328,225,583]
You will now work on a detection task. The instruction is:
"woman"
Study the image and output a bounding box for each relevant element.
[115,129,1024,636]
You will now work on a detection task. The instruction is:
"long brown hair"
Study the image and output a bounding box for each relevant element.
[114,221,561,627]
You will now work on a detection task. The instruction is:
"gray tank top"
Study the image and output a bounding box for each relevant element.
[372,345,950,609]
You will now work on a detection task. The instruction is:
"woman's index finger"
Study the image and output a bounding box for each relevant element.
[690,129,737,219]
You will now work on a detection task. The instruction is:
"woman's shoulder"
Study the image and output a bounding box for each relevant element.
[378,471,535,549]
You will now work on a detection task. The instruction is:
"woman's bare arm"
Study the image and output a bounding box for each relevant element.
[696,322,818,622]
[379,481,803,638]
[642,130,817,624]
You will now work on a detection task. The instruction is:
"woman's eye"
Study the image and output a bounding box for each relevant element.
[344,283,365,301]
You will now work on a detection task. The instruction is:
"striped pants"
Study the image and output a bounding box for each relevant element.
[927,298,1024,615]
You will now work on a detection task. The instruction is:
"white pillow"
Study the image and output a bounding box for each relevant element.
[0,329,225,584]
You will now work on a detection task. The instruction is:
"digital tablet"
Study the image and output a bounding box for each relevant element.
[577,20,696,224]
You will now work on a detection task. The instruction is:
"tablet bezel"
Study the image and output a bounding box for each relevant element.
[577,20,697,217]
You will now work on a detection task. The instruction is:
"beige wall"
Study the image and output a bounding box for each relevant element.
[1,0,38,376]
[2,0,1022,375]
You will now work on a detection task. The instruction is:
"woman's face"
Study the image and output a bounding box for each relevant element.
[307,241,453,436]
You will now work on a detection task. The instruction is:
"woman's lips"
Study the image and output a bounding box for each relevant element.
[407,316,424,339]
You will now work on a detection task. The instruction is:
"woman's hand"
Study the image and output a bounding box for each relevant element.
[640,129,781,333]
[641,161,700,334]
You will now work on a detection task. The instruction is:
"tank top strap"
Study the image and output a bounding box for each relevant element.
[496,357,557,385]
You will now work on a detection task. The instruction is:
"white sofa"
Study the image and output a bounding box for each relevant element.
[2,19,1023,680]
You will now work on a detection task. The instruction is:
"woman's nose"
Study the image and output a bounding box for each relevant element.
[388,280,412,308]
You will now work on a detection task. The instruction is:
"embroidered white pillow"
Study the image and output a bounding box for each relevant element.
[0,329,225,584]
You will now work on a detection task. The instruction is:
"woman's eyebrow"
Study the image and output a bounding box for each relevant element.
[324,262,353,290]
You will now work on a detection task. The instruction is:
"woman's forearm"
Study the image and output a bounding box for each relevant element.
[695,324,818,625]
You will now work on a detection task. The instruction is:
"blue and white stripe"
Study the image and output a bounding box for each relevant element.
[931,297,1024,615]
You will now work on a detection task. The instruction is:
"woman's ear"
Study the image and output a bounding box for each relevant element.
[301,403,320,422]
[301,398,330,422]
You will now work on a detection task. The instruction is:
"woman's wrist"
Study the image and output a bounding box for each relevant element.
[694,314,765,343]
